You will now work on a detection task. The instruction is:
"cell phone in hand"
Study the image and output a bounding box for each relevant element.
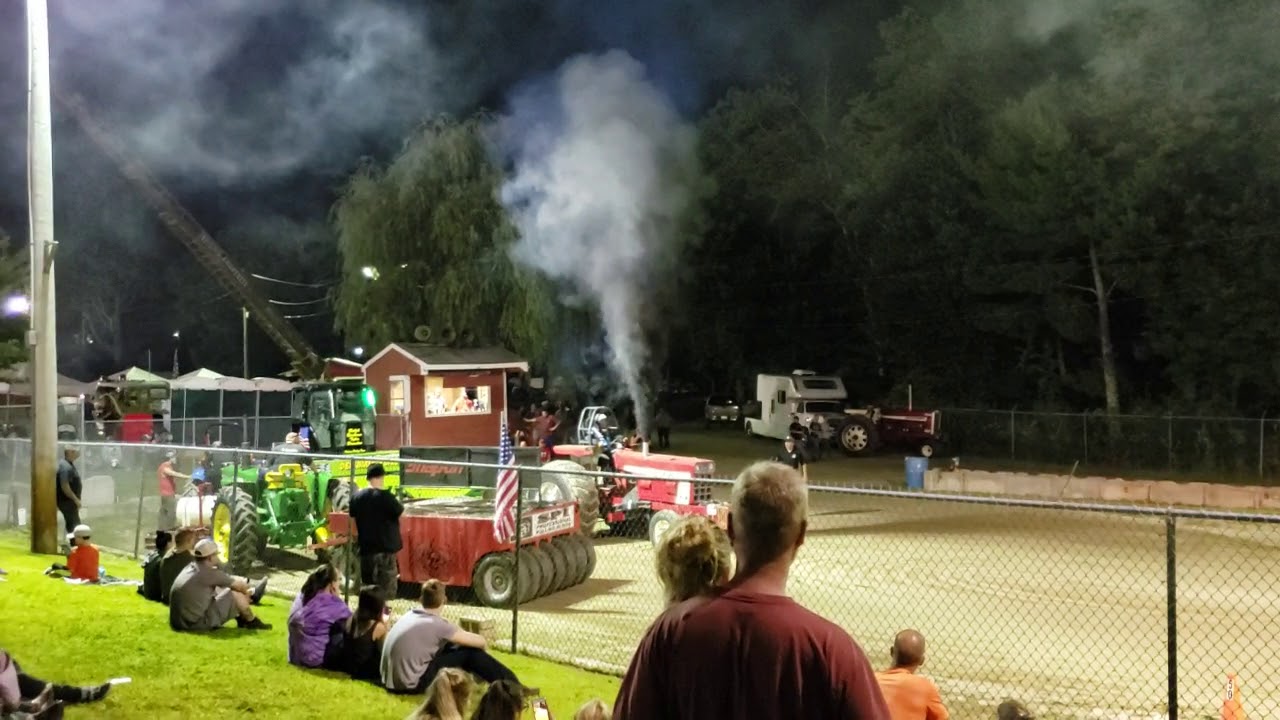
[531,696,550,720]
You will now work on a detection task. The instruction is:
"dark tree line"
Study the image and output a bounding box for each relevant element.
[335,0,1280,416]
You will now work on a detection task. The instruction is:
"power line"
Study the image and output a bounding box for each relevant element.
[250,273,331,289]
[268,297,328,307]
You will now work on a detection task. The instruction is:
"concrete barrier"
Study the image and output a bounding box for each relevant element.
[1205,484,1261,511]
[924,470,964,493]
[1148,480,1208,507]
[961,471,1006,496]
[921,467,1271,512]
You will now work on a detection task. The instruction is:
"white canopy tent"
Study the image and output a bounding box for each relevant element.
[170,369,294,445]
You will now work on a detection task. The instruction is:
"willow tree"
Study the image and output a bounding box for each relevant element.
[332,115,554,361]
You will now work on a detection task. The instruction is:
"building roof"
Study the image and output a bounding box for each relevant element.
[364,343,529,374]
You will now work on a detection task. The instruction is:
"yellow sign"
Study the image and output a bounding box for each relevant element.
[345,426,364,448]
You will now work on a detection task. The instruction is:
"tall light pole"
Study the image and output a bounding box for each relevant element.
[242,308,249,378]
[27,0,60,555]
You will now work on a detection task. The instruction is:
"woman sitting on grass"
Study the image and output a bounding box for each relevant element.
[287,565,351,669]
[654,515,733,605]
[407,668,473,720]
[342,586,391,681]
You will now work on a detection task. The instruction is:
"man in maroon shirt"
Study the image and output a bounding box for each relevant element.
[614,461,891,720]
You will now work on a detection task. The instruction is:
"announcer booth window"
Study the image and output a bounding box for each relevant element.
[424,377,491,415]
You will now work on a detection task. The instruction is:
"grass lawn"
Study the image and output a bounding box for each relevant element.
[0,531,619,719]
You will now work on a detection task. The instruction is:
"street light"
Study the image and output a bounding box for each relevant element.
[361,266,379,280]
[353,346,364,358]
[172,330,180,338]
[3,295,30,316]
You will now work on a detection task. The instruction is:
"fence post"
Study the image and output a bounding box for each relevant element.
[1165,512,1178,720]
[1259,413,1266,480]
[1082,413,1089,465]
[132,444,146,558]
[1166,414,1174,471]
[511,472,524,654]
[1009,410,1016,460]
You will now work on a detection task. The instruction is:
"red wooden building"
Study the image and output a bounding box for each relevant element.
[361,343,529,447]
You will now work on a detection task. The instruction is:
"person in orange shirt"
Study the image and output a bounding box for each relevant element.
[66,524,100,582]
[875,629,949,720]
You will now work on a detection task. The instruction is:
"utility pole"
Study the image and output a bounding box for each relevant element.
[242,308,249,378]
[27,0,60,555]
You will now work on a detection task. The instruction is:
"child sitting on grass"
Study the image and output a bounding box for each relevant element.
[654,515,733,605]
[406,668,473,720]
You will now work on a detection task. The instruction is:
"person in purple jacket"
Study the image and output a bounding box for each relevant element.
[288,564,352,669]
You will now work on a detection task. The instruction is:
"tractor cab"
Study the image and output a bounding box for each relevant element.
[291,381,377,454]
[575,406,622,447]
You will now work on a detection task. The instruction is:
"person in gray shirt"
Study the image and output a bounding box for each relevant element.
[381,579,518,694]
[169,538,271,632]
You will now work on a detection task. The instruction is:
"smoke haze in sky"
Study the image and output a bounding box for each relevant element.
[500,51,704,433]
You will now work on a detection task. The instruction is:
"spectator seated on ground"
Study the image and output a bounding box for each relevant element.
[168,538,271,632]
[0,648,112,719]
[407,668,474,720]
[342,586,392,682]
[287,564,352,669]
[574,699,611,720]
[382,580,519,694]
[469,680,530,720]
[138,530,172,602]
[159,529,197,606]
[65,525,99,582]
[655,515,732,606]
[874,629,949,720]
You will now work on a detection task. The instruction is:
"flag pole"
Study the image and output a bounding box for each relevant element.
[508,408,523,653]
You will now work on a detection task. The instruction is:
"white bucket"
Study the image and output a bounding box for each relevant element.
[176,495,214,527]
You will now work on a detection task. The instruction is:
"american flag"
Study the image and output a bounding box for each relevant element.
[493,417,519,542]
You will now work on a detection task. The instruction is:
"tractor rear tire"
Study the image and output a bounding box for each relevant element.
[565,534,595,586]
[526,545,556,599]
[542,539,572,594]
[215,488,261,573]
[648,509,680,547]
[313,480,351,563]
[838,415,880,457]
[330,480,352,512]
[331,542,361,595]
[538,460,600,536]
[472,552,518,608]
[516,548,540,605]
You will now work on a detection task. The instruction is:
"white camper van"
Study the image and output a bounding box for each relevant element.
[742,370,884,454]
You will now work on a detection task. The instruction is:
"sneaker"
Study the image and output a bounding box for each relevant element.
[85,683,111,703]
[243,617,272,631]
[250,577,268,605]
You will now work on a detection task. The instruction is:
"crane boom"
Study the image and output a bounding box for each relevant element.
[56,93,325,380]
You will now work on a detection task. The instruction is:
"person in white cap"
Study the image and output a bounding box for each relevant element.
[168,538,271,632]
[66,525,100,582]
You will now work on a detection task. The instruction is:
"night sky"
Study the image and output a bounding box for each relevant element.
[0,0,897,377]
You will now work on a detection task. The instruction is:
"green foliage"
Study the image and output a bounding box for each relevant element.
[0,230,25,369]
[332,115,553,362]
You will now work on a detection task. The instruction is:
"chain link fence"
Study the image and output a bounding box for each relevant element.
[0,437,1277,718]
[943,408,1280,481]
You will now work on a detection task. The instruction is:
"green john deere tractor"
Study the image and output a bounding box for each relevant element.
[212,459,352,571]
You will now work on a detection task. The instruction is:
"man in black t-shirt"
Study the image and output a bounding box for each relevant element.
[348,463,404,600]
[774,436,808,481]
[55,446,83,534]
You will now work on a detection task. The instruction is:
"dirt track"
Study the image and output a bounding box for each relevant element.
[483,493,1280,719]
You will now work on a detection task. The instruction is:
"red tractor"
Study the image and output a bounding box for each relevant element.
[328,495,592,608]
[539,406,725,545]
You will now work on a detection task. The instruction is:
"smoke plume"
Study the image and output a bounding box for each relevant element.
[500,51,703,434]
[49,0,445,182]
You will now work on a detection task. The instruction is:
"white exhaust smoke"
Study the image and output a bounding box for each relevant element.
[501,51,703,435]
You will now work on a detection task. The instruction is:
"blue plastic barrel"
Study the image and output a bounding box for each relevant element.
[904,456,928,490]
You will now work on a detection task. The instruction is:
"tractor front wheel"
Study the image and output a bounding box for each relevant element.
[648,509,679,546]
[538,460,600,536]
[472,552,517,608]
[313,480,352,562]
[213,488,260,573]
